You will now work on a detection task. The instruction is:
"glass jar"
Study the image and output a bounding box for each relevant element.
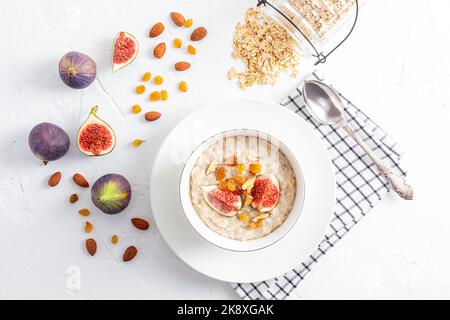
[259,0,359,60]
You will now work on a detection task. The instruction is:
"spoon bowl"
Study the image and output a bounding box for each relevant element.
[302,80,345,125]
[301,79,414,200]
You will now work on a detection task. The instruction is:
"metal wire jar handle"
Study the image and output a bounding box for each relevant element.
[257,0,359,66]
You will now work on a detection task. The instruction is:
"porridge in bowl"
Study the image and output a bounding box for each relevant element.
[189,134,296,241]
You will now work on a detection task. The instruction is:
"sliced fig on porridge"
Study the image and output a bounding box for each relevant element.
[201,185,242,217]
[250,174,280,212]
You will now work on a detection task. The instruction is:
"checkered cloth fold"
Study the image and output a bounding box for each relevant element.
[232,73,407,300]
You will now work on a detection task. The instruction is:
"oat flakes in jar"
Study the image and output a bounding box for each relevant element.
[257,0,360,64]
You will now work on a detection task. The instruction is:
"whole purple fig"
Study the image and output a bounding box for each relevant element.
[28,122,70,164]
[91,174,132,214]
[59,51,96,89]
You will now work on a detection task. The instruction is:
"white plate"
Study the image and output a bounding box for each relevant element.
[150,100,335,283]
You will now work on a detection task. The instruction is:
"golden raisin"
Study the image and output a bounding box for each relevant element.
[236,163,245,174]
[132,139,144,147]
[131,104,142,114]
[218,180,228,190]
[249,163,262,174]
[187,45,196,55]
[161,90,168,101]
[184,18,193,28]
[238,212,250,224]
[215,166,227,181]
[78,208,90,217]
[135,85,146,94]
[233,175,246,185]
[69,193,79,204]
[178,81,188,92]
[141,72,151,82]
[150,91,160,101]
[153,75,164,85]
[173,38,183,48]
[227,178,237,192]
[111,235,119,244]
[248,220,263,229]
[84,221,93,233]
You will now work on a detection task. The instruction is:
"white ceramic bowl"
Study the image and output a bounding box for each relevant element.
[179,129,305,252]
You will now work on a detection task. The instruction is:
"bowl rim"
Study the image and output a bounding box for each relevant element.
[179,128,306,252]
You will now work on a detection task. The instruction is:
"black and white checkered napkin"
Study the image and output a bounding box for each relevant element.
[232,73,407,300]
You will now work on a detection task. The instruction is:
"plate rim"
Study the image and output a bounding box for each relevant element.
[150,98,336,283]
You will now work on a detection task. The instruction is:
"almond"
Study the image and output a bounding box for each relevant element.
[205,161,218,175]
[123,246,138,262]
[131,218,150,231]
[48,172,61,187]
[175,61,191,71]
[190,26,207,41]
[170,12,185,27]
[149,22,165,38]
[242,176,256,191]
[145,111,161,122]
[85,238,97,256]
[153,42,166,59]
[73,173,89,188]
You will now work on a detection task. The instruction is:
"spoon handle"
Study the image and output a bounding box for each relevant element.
[339,120,414,200]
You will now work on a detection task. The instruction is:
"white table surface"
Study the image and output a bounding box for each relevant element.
[0,0,448,299]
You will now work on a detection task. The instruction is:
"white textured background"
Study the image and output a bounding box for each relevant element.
[0,0,448,299]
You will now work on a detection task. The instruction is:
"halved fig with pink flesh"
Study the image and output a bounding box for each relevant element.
[201,186,242,217]
[112,32,139,72]
[250,174,280,212]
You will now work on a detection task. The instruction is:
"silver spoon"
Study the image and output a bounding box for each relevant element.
[302,80,414,200]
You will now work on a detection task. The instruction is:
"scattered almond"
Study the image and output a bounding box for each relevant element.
[205,161,218,175]
[153,42,166,59]
[253,213,270,221]
[73,173,89,188]
[85,238,97,256]
[78,208,90,217]
[245,154,259,162]
[84,221,93,233]
[131,218,150,231]
[244,195,253,207]
[190,26,207,41]
[123,246,138,262]
[175,61,191,71]
[170,12,185,27]
[48,172,61,187]
[145,111,161,122]
[242,176,256,191]
[149,22,165,38]
[69,193,79,204]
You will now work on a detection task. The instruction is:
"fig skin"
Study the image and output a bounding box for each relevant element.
[28,122,70,164]
[59,51,96,89]
[91,174,131,215]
